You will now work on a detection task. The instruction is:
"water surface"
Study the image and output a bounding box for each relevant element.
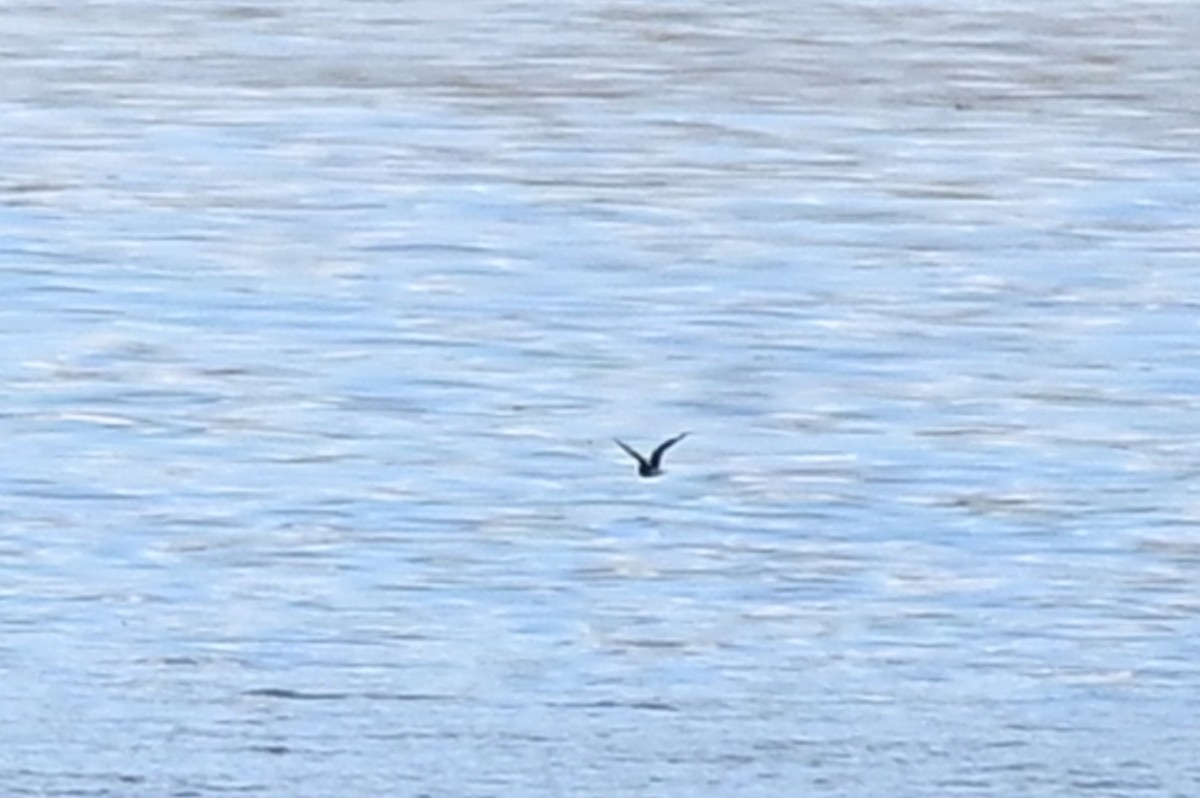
[3,1,1200,796]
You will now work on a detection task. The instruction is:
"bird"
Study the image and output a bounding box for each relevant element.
[613,432,690,478]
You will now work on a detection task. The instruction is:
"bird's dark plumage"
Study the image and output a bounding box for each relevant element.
[613,432,689,478]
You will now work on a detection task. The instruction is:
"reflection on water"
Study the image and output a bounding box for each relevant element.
[3,0,1200,796]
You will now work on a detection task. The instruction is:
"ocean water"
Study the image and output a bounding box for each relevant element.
[3,1,1200,796]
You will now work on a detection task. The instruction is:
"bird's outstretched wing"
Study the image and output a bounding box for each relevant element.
[649,432,690,469]
[613,438,648,468]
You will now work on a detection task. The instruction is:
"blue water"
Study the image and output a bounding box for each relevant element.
[3,1,1200,796]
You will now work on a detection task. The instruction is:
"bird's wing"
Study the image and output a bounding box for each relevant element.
[649,432,690,468]
[613,438,648,467]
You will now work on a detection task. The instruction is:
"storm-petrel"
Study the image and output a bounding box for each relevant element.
[613,432,690,478]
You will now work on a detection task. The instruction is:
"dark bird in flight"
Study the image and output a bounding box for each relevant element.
[613,432,690,478]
